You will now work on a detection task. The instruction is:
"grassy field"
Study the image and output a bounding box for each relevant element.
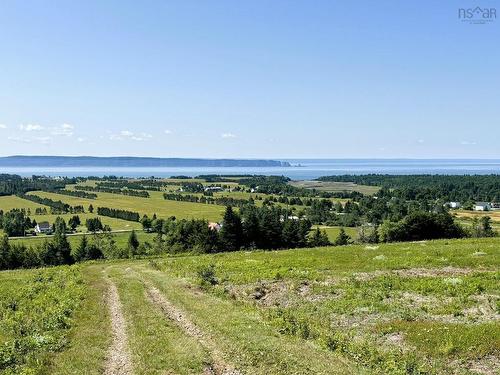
[26,190,225,221]
[0,194,47,212]
[1,237,498,374]
[289,180,380,195]
[313,225,358,241]
[8,230,156,248]
[454,210,500,223]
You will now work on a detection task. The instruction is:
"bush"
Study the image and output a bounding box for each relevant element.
[196,264,218,288]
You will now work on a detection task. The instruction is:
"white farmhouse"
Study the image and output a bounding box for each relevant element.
[35,222,52,234]
[474,202,491,211]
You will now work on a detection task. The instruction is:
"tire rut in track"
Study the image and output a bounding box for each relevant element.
[103,277,133,375]
[145,283,242,375]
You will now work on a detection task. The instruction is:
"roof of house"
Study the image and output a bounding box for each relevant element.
[37,222,51,229]
[475,202,490,206]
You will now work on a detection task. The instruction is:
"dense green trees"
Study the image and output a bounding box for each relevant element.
[309,228,331,247]
[334,228,351,246]
[68,215,81,231]
[219,206,243,251]
[97,207,140,222]
[469,217,496,238]
[127,230,140,257]
[75,185,150,197]
[379,212,465,242]
[0,174,69,196]
[71,235,103,262]
[1,210,29,236]
[318,174,500,202]
[86,217,104,232]
[45,189,97,199]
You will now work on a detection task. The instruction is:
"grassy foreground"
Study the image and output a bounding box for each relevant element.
[0,237,498,374]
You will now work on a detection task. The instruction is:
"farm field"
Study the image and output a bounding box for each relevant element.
[8,230,155,249]
[289,180,380,195]
[312,225,358,241]
[0,194,47,212]
[454,210,500,223]
[1,237,498,374]
[25,190,226,221]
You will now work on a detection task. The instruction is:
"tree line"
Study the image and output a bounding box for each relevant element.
[45,189,97,199]
[163,192,253,208]
[75,185,150,198]
[318,174,500,202]
[0,174,72,196]
[19,194,85,214]
[97,207,140,221]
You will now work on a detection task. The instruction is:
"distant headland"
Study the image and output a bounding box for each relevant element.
[0,156,291,168]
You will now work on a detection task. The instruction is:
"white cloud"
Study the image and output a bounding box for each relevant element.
[8,136,31,143]
[77,137,86,142]
[460,140,477,145]
[19,124,43,131]
[417,139,425,144]
[221,133,237,139]
[110,130,152,141]
[164,130,172,134]
[35,136,52,144]
[51,123,74,137]
[0,124,7,129]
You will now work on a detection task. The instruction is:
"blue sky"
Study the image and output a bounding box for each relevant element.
[0,1,499,158]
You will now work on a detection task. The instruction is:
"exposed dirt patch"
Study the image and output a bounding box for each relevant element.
[394,266,475,278]
[104,278,133,375]
[352,266,488,282]
[229,280,340,308]
[467,355,500,375]
[145,284,242,375]
[462,294,500,322]
[450,355,500,375]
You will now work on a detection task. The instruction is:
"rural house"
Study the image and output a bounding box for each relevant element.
[208,222,222,231]
[35,222,52,234]
[474,202,491,211]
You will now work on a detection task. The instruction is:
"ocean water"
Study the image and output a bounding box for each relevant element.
[1,159,499,180]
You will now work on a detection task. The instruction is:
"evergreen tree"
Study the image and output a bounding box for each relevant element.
[127,230,140,257]
[88,204,94,213]
[241,207,260,248]
[334,228,351,246]
[86,217,103,233]
[68,215,81,231]
[141,215,152,231]
[219,206,243,251]
[282,219,300,248]
[72,235,88,262]
[0,235,11,270]
[309,228,331,247]
[52,217,73,264]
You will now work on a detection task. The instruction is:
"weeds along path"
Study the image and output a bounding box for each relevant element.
[103,273,133,375]
[145,281,242,375]
[134,265,359,375]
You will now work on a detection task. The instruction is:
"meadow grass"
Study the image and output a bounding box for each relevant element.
[313,225,358,241]
[26,190,225,221]
[107,265,210,374]
[9,230,156,248]
[0,194,47,212]
[149,237,499,373]
[289,180,380,195]
[45,264,111,375]
[0,237,498,374]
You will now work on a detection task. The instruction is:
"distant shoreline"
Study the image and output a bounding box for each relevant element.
[0,156,290,168]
